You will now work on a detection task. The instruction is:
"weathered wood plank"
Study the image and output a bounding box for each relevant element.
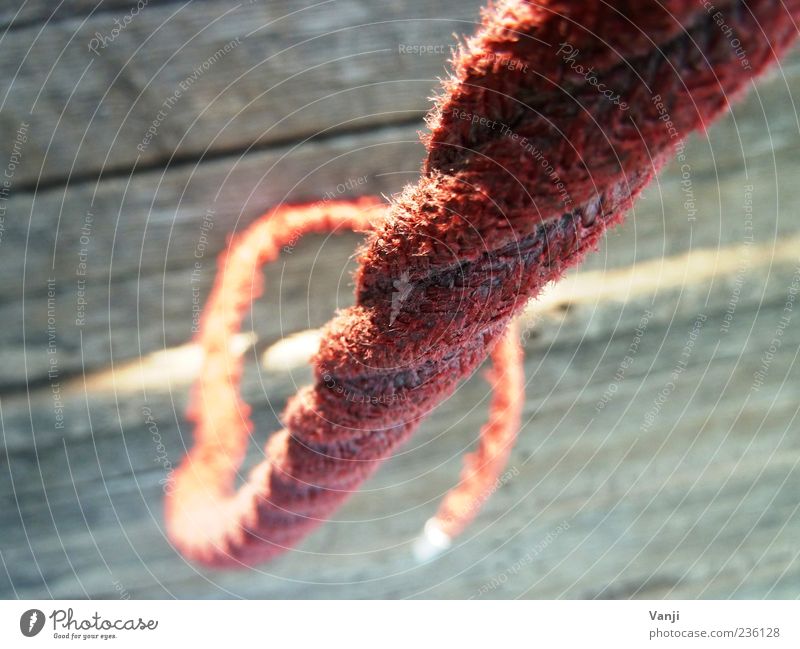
[2,1,798,189]
[0,0,483,187]
[2,318,797,598]
[2,249,798,598]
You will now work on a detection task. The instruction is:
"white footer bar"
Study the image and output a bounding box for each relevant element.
[1,600,797,647]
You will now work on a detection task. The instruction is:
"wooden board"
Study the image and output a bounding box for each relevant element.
[2,233,798,599]
[0,0,484,187]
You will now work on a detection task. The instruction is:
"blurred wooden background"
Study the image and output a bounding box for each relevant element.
[0,0,799,599]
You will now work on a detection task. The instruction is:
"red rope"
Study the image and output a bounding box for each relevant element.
[167,198,523,564]
[167,0,800,567]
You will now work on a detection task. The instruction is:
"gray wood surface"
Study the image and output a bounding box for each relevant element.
[0,0,483,187]
[0,0,798,599]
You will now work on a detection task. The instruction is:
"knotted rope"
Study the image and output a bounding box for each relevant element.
[167,0,800,567]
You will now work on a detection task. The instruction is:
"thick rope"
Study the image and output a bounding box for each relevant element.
[167,0,800,567]
[167,198,524,565]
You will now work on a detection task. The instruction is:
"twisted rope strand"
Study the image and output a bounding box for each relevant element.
[167,199,524,565]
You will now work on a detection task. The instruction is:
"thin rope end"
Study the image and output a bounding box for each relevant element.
[412,517,453,563]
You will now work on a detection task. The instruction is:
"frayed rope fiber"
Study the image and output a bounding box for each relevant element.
[167,0,800,567]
